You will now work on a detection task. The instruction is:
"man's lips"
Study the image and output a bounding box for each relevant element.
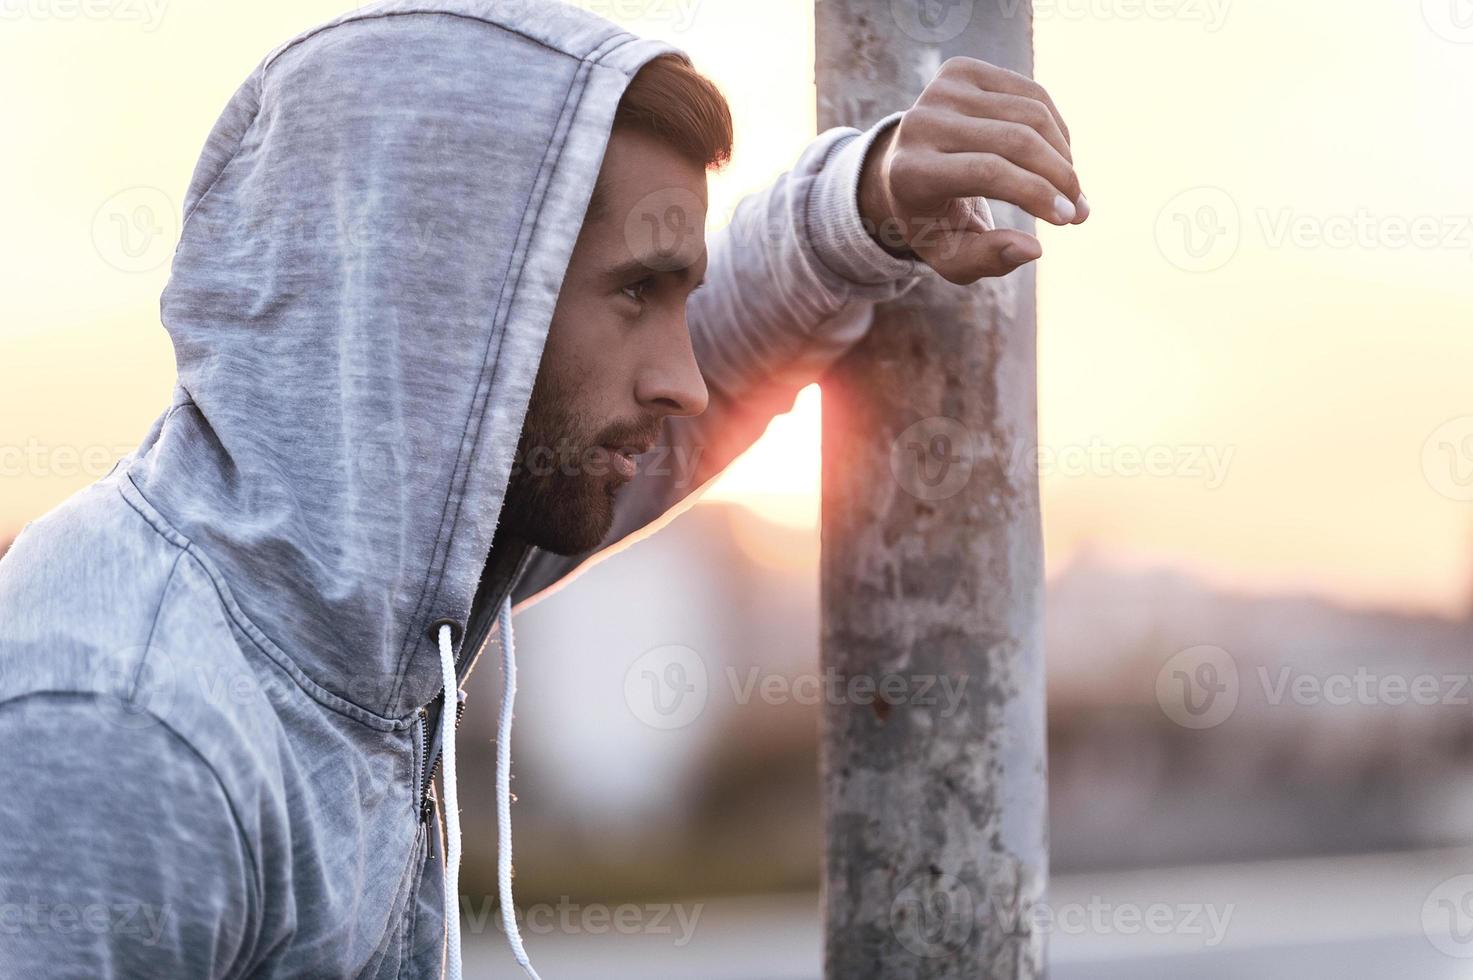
[601,441,652,482]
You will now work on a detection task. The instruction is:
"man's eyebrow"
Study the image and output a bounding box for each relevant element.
[606,250,709,288]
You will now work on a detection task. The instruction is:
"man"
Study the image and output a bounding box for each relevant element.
[0,1,1085,977]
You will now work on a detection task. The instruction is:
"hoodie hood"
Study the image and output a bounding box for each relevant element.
[126,0,679,721]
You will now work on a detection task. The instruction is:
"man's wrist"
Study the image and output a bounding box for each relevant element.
[804,111,922,285]
[857,122,919,260]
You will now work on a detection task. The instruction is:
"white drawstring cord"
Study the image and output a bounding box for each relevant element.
[496,595,543,979]
[435,624,466,980]
[433,597,541,980]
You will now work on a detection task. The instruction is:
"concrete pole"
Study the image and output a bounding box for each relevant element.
[816,2,1048,978]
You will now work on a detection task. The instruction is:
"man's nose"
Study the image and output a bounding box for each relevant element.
[635,321,709,419]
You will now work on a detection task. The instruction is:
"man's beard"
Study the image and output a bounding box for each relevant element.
[498,371,660,557]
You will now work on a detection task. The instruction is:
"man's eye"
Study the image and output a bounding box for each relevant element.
[621,277,656,304]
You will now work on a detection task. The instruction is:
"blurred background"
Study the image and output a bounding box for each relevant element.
[4,0,1473,976]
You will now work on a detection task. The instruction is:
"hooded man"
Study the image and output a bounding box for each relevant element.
[0,1,1086,977]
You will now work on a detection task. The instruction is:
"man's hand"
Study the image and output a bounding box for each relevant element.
[858,57,1088,285]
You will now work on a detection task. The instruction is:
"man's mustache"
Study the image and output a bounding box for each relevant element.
[595,416,665,453]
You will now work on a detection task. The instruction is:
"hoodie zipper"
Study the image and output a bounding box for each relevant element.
[416,545,533,823]
[417,696,467,823]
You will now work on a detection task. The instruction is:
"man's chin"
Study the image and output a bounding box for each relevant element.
[521,481,618,557]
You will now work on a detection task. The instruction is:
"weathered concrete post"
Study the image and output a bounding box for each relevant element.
[816,2,1048,977]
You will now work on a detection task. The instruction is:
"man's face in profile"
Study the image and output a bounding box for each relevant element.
[498,125,712,556]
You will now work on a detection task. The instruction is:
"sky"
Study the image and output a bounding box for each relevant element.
[2,0,1471,614]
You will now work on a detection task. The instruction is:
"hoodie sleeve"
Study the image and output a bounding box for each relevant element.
[0,693,257,980]
[514,113,929,603]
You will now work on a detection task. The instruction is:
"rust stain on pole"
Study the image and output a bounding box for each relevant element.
[817,2,1048,977]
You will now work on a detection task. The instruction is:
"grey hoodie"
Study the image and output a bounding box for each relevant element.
[0,1,924,977]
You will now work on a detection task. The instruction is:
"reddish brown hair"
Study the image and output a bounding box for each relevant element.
[586,55,732,223]
[615,53,733,171]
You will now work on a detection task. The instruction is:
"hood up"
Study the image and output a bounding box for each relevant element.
[127,0,679,722]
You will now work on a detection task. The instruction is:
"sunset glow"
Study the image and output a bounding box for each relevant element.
[4,0,1471,615]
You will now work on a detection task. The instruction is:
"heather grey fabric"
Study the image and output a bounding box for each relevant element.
[0,1,925,976]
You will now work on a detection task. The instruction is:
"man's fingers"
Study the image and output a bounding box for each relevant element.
[902,151,1080,226]
[929,87,1072,164]
[939,57,1072,147]
[923,228,1042,285]
[926,115,1081,205]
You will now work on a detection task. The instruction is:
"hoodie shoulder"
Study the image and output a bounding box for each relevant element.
[0,690,258,979]
[0,472,292,863]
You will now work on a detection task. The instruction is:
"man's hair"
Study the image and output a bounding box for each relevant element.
[587,54,733,221]
[615,53,733,170]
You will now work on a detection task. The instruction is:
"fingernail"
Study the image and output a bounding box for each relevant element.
[1052,194,1076,224]
[1074,195,1090,222]
[1002,244,1036,265]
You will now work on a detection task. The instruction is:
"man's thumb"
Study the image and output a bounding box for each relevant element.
[930,229,1041,284]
